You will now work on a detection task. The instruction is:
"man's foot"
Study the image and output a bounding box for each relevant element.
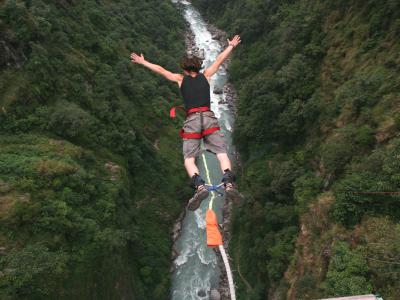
[222,169,243,204]
[225,183,244,205]
[187,185,209,211]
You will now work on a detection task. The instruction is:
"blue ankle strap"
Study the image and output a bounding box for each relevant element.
[205,183,225,196]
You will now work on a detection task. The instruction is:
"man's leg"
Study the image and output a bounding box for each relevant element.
[216,153,242,203]
[184,157,200,177]
[204,134,236,190]
[217,153,235,189]
[182,114,210,210]
[184,157,205,190]
[184,156,209,211]
[216,153,232,173]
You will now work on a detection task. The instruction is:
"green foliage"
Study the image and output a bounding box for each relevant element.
[359,217,400,300]
[333,70,386,121]
[395,113,400,130]
[0,244,68,299]
[321,125,375,174]
[293,174,324,213]
[296,273,321,300]
[194,0,400,298]
[49,101,97,142]
[0,136,132,298]
[0,0,187,298]
[324,242,372,296]
[332,138,400,226]
[354,125,375,148]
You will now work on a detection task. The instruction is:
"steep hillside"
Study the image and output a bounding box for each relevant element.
[0,1,188,299]
[193,0,400,299]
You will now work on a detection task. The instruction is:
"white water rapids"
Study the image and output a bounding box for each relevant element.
[171,1,235,299]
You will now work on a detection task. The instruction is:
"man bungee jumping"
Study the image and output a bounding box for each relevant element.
[130,35,241,211]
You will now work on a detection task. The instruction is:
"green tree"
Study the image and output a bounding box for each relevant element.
[324,242,372,297]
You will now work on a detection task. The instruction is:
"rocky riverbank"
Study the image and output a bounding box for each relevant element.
[171,209,186,268]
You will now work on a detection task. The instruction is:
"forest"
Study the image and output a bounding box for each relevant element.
[0,0,189,299]
[193,0,400,299]
[1,0,400,299]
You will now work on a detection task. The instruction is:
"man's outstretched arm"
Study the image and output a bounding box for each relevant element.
[204,35,241,79]
[130,52,183,84]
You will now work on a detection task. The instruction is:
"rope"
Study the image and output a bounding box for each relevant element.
[202,152,216,210]
[201,152,236,300]
[219,245,237,300]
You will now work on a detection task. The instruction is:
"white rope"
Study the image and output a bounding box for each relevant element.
[219,245,236,300]
[202,152,236,300]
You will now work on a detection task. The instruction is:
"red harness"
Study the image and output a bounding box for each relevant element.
[170,106,220,139]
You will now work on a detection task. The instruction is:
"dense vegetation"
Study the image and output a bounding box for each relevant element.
[0,0,188,299]
[193,0,400,299]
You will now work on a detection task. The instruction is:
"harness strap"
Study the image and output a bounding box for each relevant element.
[187,106,211,115]
[170,106,211,118]
[180,126,220,139]
[170,105,220,139]
[170,106,185,118]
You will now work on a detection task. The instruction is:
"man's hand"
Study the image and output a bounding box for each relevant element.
[228,35,241,48]
[129,52,183,85]
[130,52,145,64]
[204,34,241,78]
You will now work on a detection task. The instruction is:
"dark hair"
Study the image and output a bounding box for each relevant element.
[180,56,203,72]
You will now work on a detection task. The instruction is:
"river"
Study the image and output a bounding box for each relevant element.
[170,1,235,299]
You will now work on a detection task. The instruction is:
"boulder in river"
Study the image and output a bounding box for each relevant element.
[196,49,205,59]
[213,88,223,94]
[210,289,221,300]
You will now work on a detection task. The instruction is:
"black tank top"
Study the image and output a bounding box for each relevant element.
[180,73,211,110]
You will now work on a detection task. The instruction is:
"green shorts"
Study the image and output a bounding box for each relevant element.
[182,111,227,159]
